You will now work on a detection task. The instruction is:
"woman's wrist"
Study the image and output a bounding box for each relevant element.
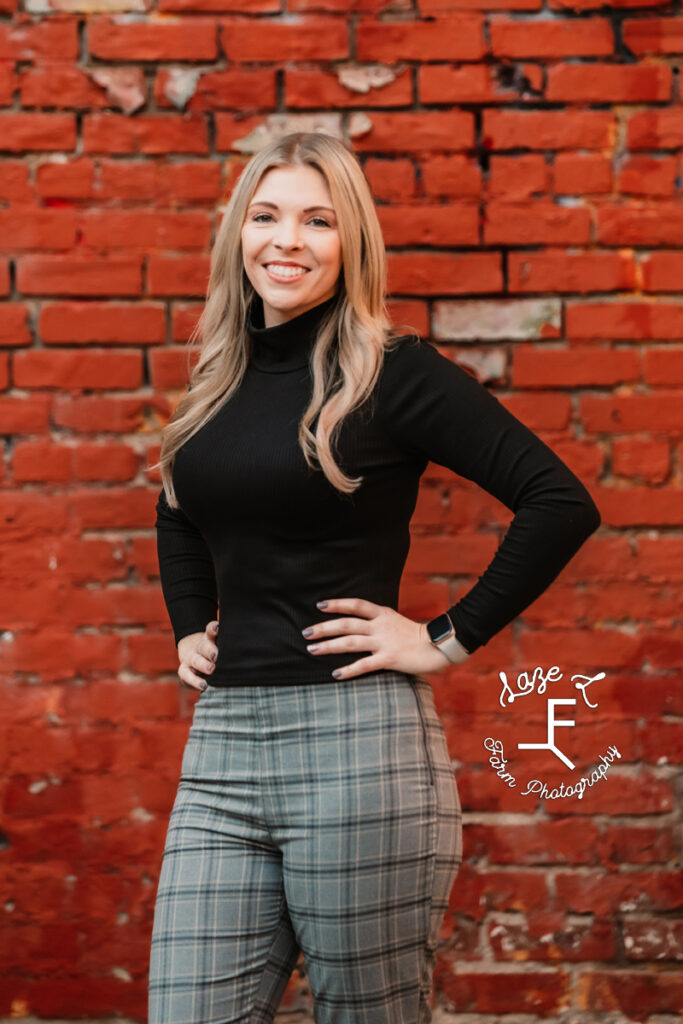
[421,617,471,666]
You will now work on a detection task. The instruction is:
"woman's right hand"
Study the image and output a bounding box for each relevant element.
[176,620,219,692]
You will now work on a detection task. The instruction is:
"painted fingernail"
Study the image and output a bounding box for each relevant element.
[307,644,318,652]
[317,601,328,609]
[332,669,342,678]
[302,627,314,637]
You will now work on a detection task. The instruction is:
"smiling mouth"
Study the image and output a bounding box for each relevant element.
[263,264,311,280]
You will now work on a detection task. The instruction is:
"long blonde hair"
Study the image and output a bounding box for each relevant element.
[153,131,416,505]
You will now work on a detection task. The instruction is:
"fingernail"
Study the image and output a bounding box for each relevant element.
[199,683,207,691]
[332,669,342,678]
[316,601,328,609]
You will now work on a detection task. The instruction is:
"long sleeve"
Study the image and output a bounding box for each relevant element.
[155,485,219,646]
[376,337,602,654]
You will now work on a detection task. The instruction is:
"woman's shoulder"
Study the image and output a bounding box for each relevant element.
[379,330,474,388]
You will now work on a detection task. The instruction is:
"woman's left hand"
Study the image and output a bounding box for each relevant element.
[301,597,470,680]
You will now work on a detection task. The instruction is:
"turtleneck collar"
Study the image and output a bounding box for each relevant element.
[247,291,338,374]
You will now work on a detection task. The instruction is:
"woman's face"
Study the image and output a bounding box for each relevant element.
[241,164,343,328]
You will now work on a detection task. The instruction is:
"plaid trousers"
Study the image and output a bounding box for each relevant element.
[147,671,463,1024]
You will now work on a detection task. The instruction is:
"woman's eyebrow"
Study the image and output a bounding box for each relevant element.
[247,201,335,214]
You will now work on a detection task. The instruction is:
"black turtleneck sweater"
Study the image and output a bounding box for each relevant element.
[155,292,601,687]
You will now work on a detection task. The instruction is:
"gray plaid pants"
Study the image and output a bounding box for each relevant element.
[147,671,463,1024]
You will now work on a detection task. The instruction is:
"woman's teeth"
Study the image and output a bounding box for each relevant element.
[265,265,309,278]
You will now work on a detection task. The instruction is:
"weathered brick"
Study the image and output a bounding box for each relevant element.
[434,298,561,340]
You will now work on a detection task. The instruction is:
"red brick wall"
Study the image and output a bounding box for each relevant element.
[1,2,681,1021]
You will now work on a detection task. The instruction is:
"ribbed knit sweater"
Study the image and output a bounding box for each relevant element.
[155,292,601,687]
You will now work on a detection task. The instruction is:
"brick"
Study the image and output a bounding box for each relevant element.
[642,251,683,291]
[512,346,639,388]
[286,68,412,109]
[38,302,165,343]
[484,109,613,149]
[147,254,210,296]
[623,16,683,55]
[420,155,482,198]
[434,298,561,340]
[484,200,591,244]
[490,16,614,57]
[220,16,349,61]
[0,207,76,250]
[0,160,32,202]
[438,967,570,1016]
[215,111,342,154]
[83,112,209,155]
[80,209,210,249]
[35,158,95,199]
[88,16,218,61]
[509,249,636,293]
[356,15,485,62]
[580,393,683,433]
[628,109,683,149]
[20,65,115,109]
[13,349,143,389]
[549,0,665,8]
[597,201,683,245]
[618,156,677,197]
[623,919,683,961]
[0,16,79,60]
[643,347,683,385]
[0,112,77,152]
[578,969,683,1016]
[156,67,275,111]
[595,485,683,527]
[488,917,616,962]
[612,438,670,483]
[488,154,548,197]
[421,62,543,105]
[553,153,612,194]
[0,303,32,345]
[160,0,278,10]
[0,60,16,104]
[365,157,417,202]
[16,256,142,295]
[352,111,475,153]
[51,394,168,433]
[566,300,683,339]
[388,253,501,297]
[547,62,671,102]
[12,440,139,482]
[379,203,479,246]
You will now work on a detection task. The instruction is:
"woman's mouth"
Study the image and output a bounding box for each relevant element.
[263,264,311,283]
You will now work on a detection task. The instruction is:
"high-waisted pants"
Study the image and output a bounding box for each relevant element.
[147,670,463,1024]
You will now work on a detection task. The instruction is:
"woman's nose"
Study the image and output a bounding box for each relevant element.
[273,218,303,248]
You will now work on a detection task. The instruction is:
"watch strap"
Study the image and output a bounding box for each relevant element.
[436,631,468,663]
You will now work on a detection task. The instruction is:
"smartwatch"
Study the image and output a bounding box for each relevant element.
[426,612,471,663]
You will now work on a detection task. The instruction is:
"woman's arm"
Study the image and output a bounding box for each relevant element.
[155,485,219,647]
[376,337,602,655]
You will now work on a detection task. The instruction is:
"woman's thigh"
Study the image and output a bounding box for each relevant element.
[147,694,299,1024]
[261,671,463,1024]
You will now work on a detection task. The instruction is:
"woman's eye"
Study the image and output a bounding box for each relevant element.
[251,214,331,228]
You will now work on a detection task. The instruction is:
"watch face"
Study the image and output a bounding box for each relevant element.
[427,613,453,644]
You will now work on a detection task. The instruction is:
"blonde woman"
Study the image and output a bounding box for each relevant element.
[148,131,600,1024]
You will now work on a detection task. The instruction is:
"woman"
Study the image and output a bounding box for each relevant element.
[148,131,601,1024]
